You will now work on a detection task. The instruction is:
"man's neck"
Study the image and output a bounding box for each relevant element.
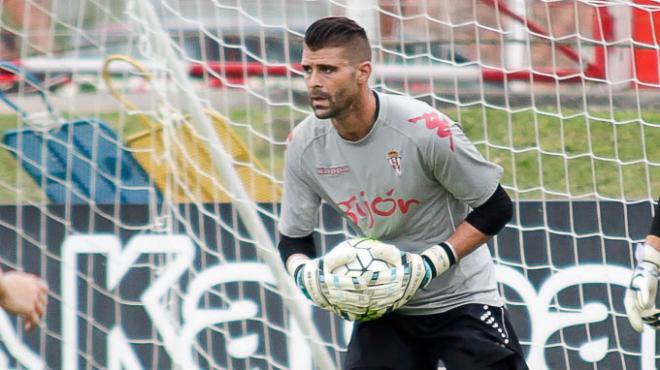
[331,90,377,142]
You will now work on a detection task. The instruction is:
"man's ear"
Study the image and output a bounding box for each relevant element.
[356,61,372,85]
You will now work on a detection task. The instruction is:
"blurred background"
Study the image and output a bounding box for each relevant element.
[0,1,657,369]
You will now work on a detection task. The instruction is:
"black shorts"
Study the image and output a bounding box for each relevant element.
[344,304,529,370]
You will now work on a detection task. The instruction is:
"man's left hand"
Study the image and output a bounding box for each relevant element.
[365,242,456,316]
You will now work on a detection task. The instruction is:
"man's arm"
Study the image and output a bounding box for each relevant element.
[278,130,365,315]
[278,233,316,276]
[278,233,325,306]
[446,184,512,258]
[422,184,512,280]
[372,185,513,314]
[373,117,512,313]
[279,233,375,320]
[412,117,510,276]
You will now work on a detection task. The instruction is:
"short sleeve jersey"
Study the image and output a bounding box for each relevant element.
[279,92,504,315]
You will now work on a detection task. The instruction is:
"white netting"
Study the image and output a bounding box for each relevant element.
[0,0,657,369]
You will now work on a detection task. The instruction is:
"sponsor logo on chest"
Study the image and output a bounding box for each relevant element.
[408,111,455,151]
[316,165,350,176]
[337,188,420,229]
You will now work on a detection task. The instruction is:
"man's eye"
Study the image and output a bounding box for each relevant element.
[323,67,333,73]
[302,67,311,74]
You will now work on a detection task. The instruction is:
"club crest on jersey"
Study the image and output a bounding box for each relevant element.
[386,149,403,176]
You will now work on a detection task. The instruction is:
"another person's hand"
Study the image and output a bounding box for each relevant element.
[624,243,660,332]
[0,271,49,331]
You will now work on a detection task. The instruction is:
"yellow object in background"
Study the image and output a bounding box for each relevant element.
[102,54,282,203]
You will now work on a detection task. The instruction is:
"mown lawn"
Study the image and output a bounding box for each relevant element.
[0,105,657,204]
[453,106,660,200]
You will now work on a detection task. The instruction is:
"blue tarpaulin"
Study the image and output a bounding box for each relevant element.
[4,120,160,204]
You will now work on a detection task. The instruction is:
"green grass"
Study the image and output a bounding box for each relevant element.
[453,106,660,200]
[0,106,657,204]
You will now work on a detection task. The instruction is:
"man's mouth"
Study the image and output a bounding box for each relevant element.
[311,96,329,108]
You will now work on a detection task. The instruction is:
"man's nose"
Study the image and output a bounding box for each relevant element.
[306,70,322,88]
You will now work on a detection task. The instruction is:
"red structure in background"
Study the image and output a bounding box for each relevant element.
[6,3,660,88]
[192,1,615,85]
[0,60,18,86]
[482,0,609,83]
[633,0,660,86]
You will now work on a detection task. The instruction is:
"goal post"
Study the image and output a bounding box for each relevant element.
[0,1,657,370]
[126,1,335,369]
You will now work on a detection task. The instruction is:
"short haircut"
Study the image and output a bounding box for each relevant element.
[304,17,371,62]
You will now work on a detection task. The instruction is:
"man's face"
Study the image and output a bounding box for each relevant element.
[301,45,359,119]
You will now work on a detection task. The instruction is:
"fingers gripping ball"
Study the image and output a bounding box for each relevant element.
[357,241,409,320]
[330,238,392,277]
[361,250,429,317]
[324,238,399,321]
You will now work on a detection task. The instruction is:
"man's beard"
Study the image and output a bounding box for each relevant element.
[310,93,350,119]
[313,104,338,119]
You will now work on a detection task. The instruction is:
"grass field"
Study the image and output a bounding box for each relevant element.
[0,105,657,204]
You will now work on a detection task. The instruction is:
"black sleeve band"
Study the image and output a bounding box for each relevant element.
[464,184,513,236]
[651,198,660,237]
[278,233,316,263]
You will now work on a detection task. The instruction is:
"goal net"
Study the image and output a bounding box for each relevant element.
[0,0,657,369]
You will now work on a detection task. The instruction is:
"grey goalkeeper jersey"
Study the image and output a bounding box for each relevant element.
[279,92,504,315]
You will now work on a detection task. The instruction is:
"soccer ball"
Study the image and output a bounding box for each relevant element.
[331,238,392,277]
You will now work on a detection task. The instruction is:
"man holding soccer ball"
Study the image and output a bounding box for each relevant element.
[278,16,528,369]
[625,197,660,332]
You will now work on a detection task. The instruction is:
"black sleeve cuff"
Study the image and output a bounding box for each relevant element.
[278,233,316,263]
[465,184,513,236]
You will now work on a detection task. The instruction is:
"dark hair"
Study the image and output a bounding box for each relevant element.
[304,17,371,62]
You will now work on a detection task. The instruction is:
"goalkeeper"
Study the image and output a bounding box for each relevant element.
[277,16,528,370]
[625,197,660,332]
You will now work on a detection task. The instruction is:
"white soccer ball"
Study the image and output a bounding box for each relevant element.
[331,238,392,277]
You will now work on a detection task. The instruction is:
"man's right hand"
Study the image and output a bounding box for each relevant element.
[624,243,660,332]
[288,242,371,320]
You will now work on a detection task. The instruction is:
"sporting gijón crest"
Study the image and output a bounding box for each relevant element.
[386,149,402,176]
[408,112,455,151]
